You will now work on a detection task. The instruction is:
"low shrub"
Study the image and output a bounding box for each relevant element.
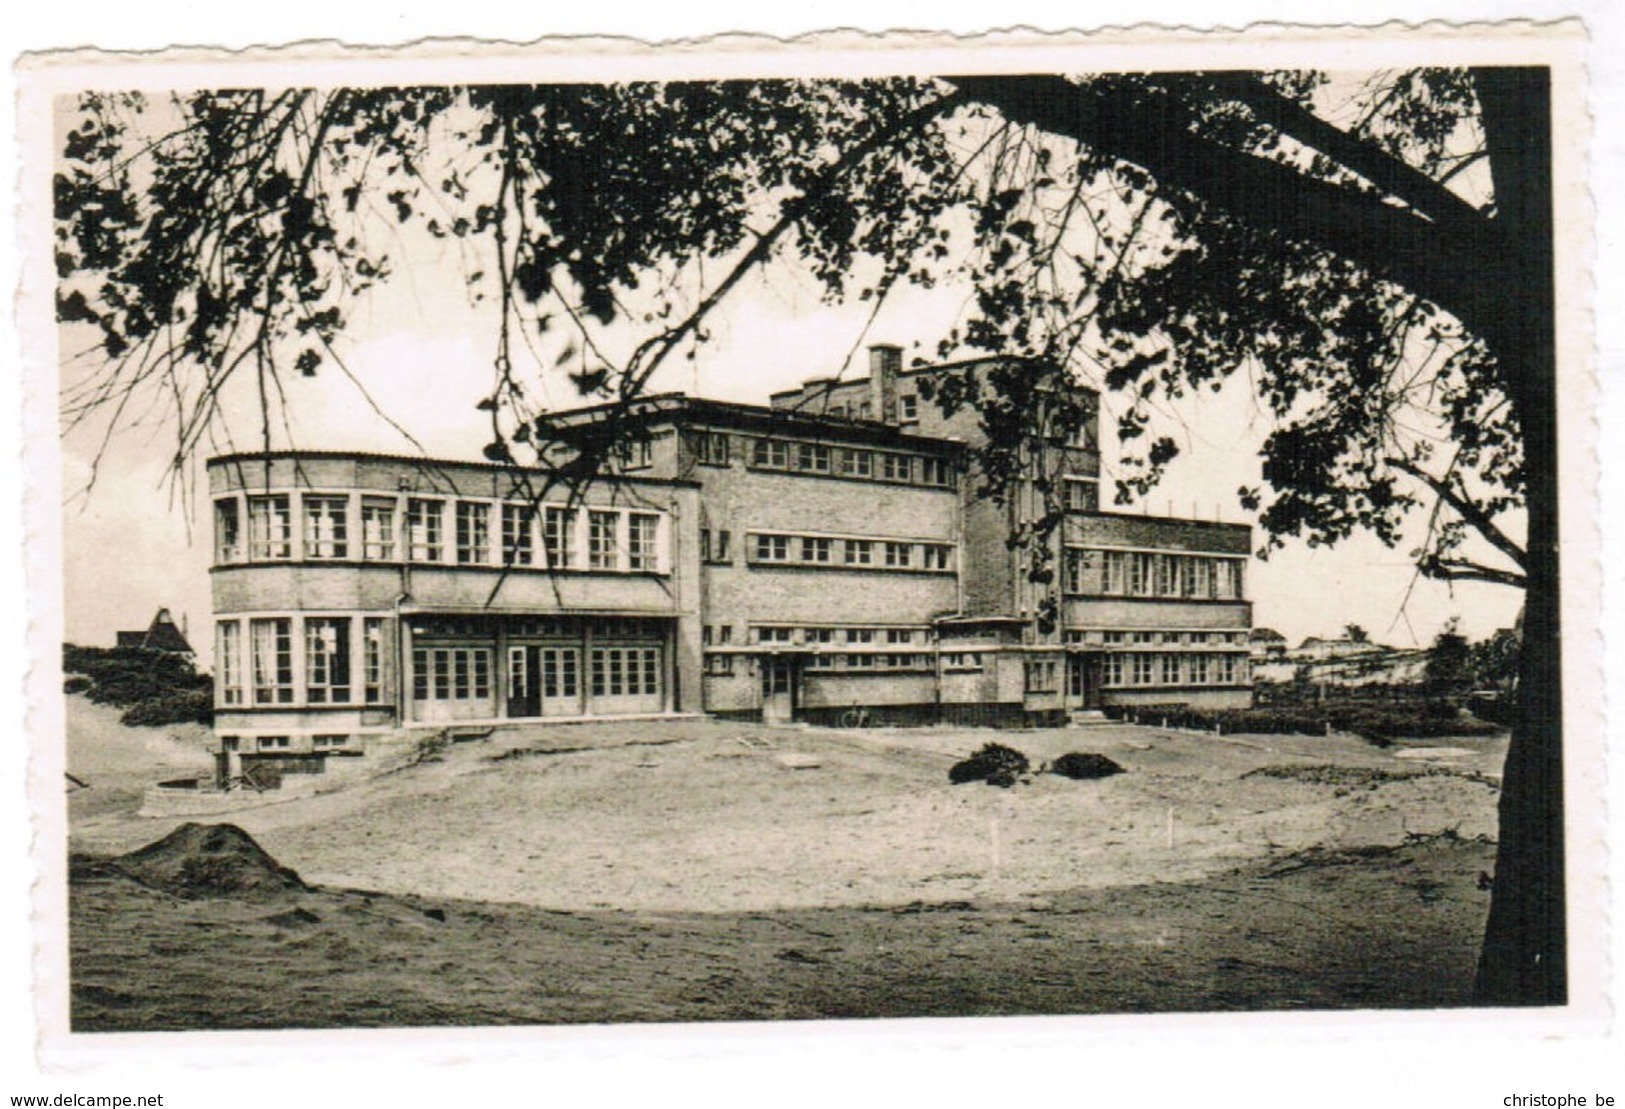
[1109,699,1503,745]
[120,691,213,728]
[1048,752,1125,780]
[949,742,1030,787]
[62,644,210,710]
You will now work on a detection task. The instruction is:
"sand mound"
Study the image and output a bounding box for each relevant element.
[116,823,306,899]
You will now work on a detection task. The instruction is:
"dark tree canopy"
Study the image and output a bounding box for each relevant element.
[54,66,1564,1005]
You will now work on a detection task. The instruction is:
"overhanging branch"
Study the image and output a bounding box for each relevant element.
[1387,456,1526,570]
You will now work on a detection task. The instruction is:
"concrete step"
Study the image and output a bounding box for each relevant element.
[1068,710,1113,726]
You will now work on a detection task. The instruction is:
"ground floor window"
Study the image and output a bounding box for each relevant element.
[305,617,352,703]
[251,618,293,704]
[590,647,659,698]
[413,647,492,701]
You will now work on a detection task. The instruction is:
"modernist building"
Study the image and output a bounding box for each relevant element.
[208,346,1253,766]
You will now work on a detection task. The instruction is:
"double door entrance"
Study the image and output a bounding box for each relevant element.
[505,646,582,718]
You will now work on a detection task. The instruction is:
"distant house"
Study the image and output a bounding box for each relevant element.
[1295,635,1382,661]
[116,608,194,656]
[1249,627,1288,660]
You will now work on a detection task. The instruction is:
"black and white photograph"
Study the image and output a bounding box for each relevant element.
[7,11,1618,1107]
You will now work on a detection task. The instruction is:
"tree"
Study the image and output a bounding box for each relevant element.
[54,67,1563,1004]
[1345,624,1370,644]
[1426,617,1473,699]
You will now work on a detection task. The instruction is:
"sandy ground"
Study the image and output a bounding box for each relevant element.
[63,697,1509,1027]
[68,706,1505,913]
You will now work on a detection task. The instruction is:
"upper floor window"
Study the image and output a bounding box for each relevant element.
[1063,476,1099,513]
[303,494,349,560]
[247,495,291,561]
[615,440,652,471]
[754,534,791,562]
[845,539,873,566]
[883,541,912,569]
[214,499,241,564]
[752,439,790,469]
[796,442,832,474]
[361,497,396,561]
[588,510,620,571]
[920,457,951,487]
[544,506,576,569]
[800,536,832,563]
[1064,548,1093,594]
[840,449,873,479]
[502,504,534,567]
[627,513,659,571]
[701,527,731,565]
[694,431,730,466]
[407,499,444,562]
[899,394,919,422]
[921,544,952,571]
[456,501,491,564]
[879,454,912,482]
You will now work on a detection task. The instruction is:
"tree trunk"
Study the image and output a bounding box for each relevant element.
[1472,67,1565,1007]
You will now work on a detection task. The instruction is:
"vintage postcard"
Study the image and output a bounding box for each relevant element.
[11,17,1610,1103]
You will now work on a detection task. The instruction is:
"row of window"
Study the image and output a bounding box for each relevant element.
[1101,652,1251,687]
[215,493,665,573]
[1063,548,1246,600]
[703,652,933,676]
[412,646,661,701]
[217,616,387,707]
[410,615,667,640]
[748,533,954,571]
[1064,629,1250,646]
[1020,651,1251,693]
[712,434,954,487]
[741,626,930,646]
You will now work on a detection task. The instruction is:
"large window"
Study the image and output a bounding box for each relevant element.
[214,499,241,564]
[590,647,660,697]
[921,457,951,486]
[921,544,952,571]
[844,539,873,565]
[407,499,444,562]
[1189,654,1211,685]
[627,513,659,571]
[800,536,832,563]
[588,510,620,570]
[247,495,291,560]
[216,621,243,705]
[1063,477,1099,512]
[1131,553,1156,596]
[879,453,912,482]
[456,501,491,564]
[361,497,396,561]
[883,541,912,568]
[305,617,352,703]
[502,504,534,566]
[251,618,293,704]
[1161,653,1183,685]
[413,647,492,701]
[1132,653,1155,685]
[841,449,873,478]
[544,506,576,568]
[303,495,349,559]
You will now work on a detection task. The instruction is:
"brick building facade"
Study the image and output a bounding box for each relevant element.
[207,346,1252,768]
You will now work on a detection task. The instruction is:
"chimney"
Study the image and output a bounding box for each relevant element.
[868,344,902,425]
